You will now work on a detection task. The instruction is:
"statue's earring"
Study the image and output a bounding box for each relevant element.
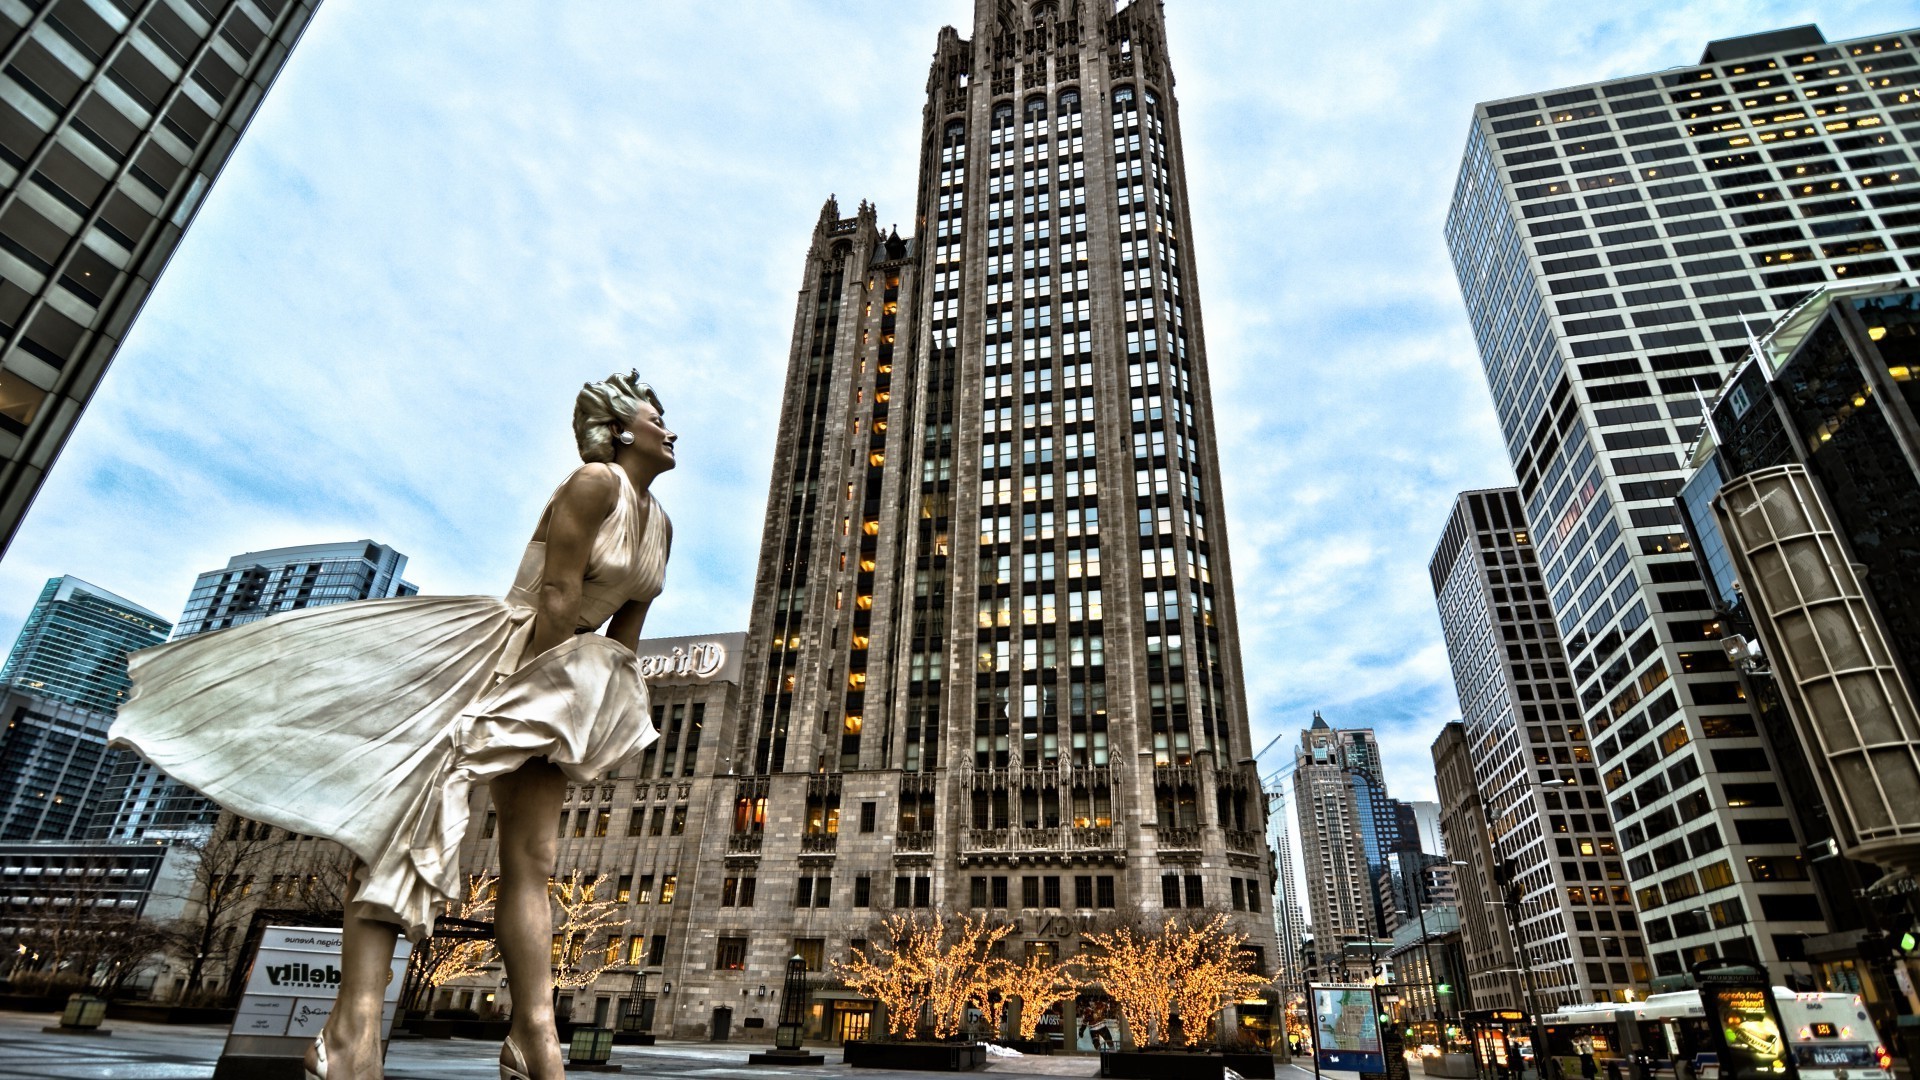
[617,430,635,446]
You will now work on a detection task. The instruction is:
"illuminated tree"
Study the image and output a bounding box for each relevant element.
[926,912,1012,1039]
[994,954,1081,1042]
[1165,914,1268,1048]
[834,912,1014,1041]
[550,871,625,990]
[1082,920,1180,1047]
[402,872,500,1012]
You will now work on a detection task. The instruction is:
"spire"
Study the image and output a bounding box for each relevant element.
[1310,710,1329,731]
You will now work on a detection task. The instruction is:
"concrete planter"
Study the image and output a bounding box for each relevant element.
[844,1040,988,1071]
[1100,1050,1276,1080]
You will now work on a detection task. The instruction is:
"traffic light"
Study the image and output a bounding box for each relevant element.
[1900,931,1918,955]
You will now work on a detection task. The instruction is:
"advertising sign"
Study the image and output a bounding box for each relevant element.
[1700,975,1795,1080]
[1312,984,1385,1075]
[229,926,412,1042]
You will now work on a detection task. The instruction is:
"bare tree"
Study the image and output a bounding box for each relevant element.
[164,818,279,998]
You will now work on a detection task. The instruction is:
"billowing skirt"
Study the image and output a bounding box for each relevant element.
[108,594,655,940]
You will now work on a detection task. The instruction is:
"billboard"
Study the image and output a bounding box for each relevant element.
[1312,984,1385,1074]
[1700,975,1795,1080]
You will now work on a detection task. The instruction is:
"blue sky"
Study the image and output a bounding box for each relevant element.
[1,0,1914,802]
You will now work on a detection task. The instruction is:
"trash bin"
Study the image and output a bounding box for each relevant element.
[711,1005,733,1042]
[568,1026,614,1065]
[59,995,106,1031]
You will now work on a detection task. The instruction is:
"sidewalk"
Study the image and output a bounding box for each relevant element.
[0,1009,1105,1078]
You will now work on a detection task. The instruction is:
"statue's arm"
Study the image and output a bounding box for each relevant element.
[528,465,619,657]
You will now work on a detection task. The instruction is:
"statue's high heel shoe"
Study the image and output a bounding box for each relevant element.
[303,1034,328,1080]
[500,1036,532,1080]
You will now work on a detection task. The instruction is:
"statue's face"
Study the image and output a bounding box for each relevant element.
[624,399,677,472]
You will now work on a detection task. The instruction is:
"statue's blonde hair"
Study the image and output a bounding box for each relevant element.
[572,371,662,463]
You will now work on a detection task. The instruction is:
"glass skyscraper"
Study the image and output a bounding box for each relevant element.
[0,575,168,841]
[1444,24,1917,981]
[99,539,412,842]
[0,575,169,711]
[0,0,321,556]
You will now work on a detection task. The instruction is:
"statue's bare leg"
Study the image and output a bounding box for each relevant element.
[308,864,399,1079]
[493,758,567,1080]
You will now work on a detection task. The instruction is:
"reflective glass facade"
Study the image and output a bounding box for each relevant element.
[0,574,168,711]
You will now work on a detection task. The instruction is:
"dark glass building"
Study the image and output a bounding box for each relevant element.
[0,576,166,841]
[0,1,321,555]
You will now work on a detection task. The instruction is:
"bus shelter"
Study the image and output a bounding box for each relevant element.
[1463,1009,1533,1080]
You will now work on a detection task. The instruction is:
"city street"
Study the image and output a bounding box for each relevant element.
[0,1011,1180,1080]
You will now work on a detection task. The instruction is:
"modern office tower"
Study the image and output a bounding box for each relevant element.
[100,539,414,843]
[722,0,1277,1019]
[1433,721,1521,1011]
[0,576,166,841]
[1442,23,1917,981]
[1673,285,1918,1001]
[1429,489,1647,1006]
[1265,783,1309,996]
[0,1,322,556]
[1293,718,1393,981]
[0,575,168,711]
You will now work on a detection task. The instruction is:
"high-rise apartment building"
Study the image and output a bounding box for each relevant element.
[1443,23,1916,982]
[689,0,1275,1037]
[1293,718,1392,981]
[100,539,413,843]
[0,576,166,841]
[0,575,169,711]
[1429,489,1647,1006]
[0,1,322,555]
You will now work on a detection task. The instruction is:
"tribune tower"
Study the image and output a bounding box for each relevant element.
[725,0,1277,989]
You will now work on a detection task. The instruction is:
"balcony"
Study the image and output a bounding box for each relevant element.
[1225,829,1263,855]
[1159,826,1201,851]
[896,830,937,853]
[1069,825,1116,851]
[801,833,838,853]
[726,832,763,855]
[962,827,1011,853]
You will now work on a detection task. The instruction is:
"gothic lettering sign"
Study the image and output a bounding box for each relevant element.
[633,632,745,684]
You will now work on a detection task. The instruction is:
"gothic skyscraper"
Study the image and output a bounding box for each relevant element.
[724,0,1277,986]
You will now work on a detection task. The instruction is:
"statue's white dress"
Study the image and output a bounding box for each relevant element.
[109,465,667,940]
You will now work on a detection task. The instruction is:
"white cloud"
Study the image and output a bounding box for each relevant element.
[2,0,1915,807]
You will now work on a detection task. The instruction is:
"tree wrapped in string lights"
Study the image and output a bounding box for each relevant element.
[1083,914,1268,1048]
[837,914,935,1039]
[834,911,1013,1041]
[550,870,626,991]
[1164,913,1269,1047]
[994,953,1081,1042]
[1082,920,1181,1047]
